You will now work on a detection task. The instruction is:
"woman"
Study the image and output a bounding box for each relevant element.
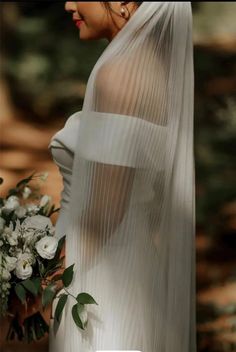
[48,2,196,351]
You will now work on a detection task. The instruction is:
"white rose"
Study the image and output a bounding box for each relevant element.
[9,246,18,256]
[0,217,5,233]
[17,252,35,265]
[2,281,11,291]
[3,221,14,235]
[15,248,23,259]
[6,230,18,246]
[15,257,33,280]
[35,236,58,259]
[22,186,32,199]
[22,228,35,242]
[15,206,27,219]
[0,267,11,281]
[22,215,54,232]
[23,247,36,264]
[4,196,20,211]
[5,255,17,271]
[0,240,3,247]
[3,226,12,237]
[39,195,52,208]
[25,204,39,215]
[3,222,18,246]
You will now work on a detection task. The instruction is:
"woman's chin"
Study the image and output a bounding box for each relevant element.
[78,27,106,41]
[79,32,101,41]
[78,28,91,40]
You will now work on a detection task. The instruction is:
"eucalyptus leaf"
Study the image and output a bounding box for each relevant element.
[71,303,84,330]
[38,259,46,277]
[54,294,68,330]
[31,277,41,294]
[77,302,88,327]
[16,171,36,188]
[54,235,66,260]
[22,278,38,296]
[0,197,4,207]
[15,284,26,304]
[76,292,98,305]
[62,264,74,287]
[42,283,56,308]
[43,256,65,278]
[7,188,18,197]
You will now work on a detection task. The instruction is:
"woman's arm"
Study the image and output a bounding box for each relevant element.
[77,58,144,262]
[80,162,135,261]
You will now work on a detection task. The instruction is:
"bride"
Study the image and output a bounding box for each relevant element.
[48,2,196,352]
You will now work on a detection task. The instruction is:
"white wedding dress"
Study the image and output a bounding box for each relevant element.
[48,110,196,352]
[47,3,196,351]
[48,111,162,351]
[48,111,80,352]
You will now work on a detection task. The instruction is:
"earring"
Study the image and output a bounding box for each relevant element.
[120,7,126,17]
[120,2,129,18]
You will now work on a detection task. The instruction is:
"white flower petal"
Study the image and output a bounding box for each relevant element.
[15,260,33,280]
[35,236,58,260]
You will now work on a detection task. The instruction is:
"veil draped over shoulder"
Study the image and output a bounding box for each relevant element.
[63,2,196,351]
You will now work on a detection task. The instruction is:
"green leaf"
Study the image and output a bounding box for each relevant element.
[15,284,26,304]
[62,264,74,287]
[54,294,68,323]
[43,256,65,278]
[16,171,36,188]
[54,235,66,260]
[76,292,98,305]
[43,254,65,273]
[42,283,56,308]
[77,302,88,327]
[7,188,18,197]
[22,279,38,296]
[31,277,41,295]
[54,294,68,327]
[38,259,45,277]
[71,303,85,330]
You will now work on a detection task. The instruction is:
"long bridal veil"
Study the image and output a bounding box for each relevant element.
[63,2,196,351]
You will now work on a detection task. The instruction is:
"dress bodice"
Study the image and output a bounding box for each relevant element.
[48,111,81,210]
[48,109,161,217]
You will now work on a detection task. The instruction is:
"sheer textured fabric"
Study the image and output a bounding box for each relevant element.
[58,2,196,351]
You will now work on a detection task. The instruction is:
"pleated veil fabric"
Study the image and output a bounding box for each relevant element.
[63,2,196,351]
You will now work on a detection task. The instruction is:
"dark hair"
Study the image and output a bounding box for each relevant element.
[102,2,143,11]
[101,2,143,29]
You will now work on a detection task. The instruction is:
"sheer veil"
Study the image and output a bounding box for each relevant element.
[63,2,196,351]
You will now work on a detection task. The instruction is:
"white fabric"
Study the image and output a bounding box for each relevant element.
[49,2,196,351]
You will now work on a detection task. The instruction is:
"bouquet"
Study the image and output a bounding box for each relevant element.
[0,172,97,343]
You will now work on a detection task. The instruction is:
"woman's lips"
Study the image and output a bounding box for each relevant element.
[75,20,84,28]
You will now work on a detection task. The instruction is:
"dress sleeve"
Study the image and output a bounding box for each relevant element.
[69,56,167,269]
[76,110,167,170]
[77,51,167,169]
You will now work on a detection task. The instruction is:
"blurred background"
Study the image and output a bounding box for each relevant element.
[0,2,236,351]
